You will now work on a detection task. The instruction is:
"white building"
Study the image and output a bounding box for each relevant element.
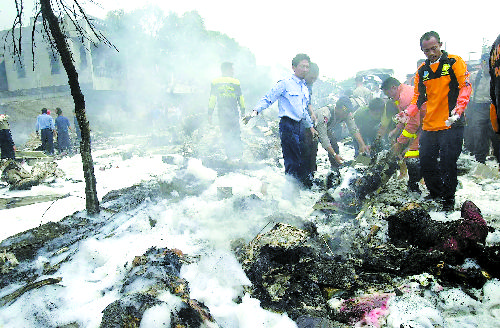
[0,15,122,93]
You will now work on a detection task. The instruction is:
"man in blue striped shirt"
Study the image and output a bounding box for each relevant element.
[244,53,318,187]
[35,108,55,155]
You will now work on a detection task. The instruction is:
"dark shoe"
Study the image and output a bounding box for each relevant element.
[408,184,421,194]
[424,194,438,201]
[440,198,455,212]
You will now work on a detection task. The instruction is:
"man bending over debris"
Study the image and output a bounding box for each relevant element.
[381,77,424,194]
[314,96,370,171]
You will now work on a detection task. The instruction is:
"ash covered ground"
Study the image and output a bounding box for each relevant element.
[1,116,500,327]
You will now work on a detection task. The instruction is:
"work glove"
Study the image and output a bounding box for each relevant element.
[243,110,258,125]
[393,111,409,124]
[445,112,460,127]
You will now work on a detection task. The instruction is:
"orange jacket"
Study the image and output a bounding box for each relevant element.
[409,51,471,131]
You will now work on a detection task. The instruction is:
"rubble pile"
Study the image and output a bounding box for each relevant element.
[0,159,63,190]
[99,247,216,328]
[233,222,356,324]
[235,201,500,326]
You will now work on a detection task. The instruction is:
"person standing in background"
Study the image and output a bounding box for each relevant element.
[305,62,319,124]
[468,53,500,165]
[208,62,246,160]
[0,113,16,159]
[352,75,373,106]
[35,108,55,155]
[405,31,472,211]
[55,107,72,155]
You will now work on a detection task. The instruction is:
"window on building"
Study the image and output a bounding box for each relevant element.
[50,51,61,75]
[80,44,87,69]
[15,54,26,78]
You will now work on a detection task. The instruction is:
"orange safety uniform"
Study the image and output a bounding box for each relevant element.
[408,51,472,130]
[490,34,500,133]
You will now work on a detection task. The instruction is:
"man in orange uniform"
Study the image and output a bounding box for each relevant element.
[490,33,500,172]
[381,77,423,193]
[405,31,472,211]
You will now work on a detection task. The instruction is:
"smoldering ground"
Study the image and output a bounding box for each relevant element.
[1,117,500,327]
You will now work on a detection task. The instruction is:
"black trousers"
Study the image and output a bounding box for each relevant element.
[471,103,500,163]
[300,123,318,184]
[0,129,15,159]
[280,117,305,183]
[405,157,422,192]
[41,128,54,154]
[420,126,463,200]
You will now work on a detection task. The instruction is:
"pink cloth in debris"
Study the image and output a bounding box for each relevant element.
[438,200,489,253]
[340,293,394,328]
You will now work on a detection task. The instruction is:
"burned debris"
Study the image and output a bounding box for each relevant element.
[99,247,216,328]
[0,159,63,191]
[234,201,500,326]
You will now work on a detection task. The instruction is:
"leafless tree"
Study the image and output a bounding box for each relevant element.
[6,0,116,215]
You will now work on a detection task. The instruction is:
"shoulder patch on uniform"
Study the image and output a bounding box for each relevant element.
[423,71,430,81]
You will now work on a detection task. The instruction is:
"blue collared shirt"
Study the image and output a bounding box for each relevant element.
[36,114,55,131]
[254,74,313,128]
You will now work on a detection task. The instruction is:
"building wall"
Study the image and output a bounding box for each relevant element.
[1,17,96,92]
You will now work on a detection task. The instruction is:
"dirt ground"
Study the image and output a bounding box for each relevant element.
[1,92,75,146]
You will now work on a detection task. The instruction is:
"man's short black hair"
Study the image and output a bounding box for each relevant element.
[335,96,354,112]
[381,76,401,90]
[56,107,62,115]
[41,108,48,114]
[292,53,310,67]
[420,31,440,48]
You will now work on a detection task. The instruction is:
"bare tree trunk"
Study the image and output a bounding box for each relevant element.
[40,0,100,214]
